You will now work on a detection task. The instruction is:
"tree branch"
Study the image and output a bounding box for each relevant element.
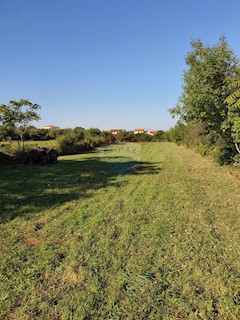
[235,142,240,154]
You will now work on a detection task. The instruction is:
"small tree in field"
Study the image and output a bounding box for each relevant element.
[0,99,41,151]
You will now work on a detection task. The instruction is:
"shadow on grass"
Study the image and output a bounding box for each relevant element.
[0,155,160,222]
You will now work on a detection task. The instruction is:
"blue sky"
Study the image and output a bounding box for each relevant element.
[0,0,240,130]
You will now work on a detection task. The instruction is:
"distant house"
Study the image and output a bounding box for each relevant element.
[106,129,124,135]
[146,130,158,136]
[133,128,145,134]
[43,125,60,130]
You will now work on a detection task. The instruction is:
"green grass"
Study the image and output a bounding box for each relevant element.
[1,142,240,319]
[0,140,57,153]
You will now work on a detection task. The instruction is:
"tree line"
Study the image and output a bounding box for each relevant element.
[0,99,165,162]
[0,100,166,162]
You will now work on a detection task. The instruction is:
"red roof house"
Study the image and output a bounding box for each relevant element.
[133,128,145,134]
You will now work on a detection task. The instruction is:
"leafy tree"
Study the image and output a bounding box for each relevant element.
[85,128,101,137]
[166,123,189,144]
[74,127,85,140]
[225,80,240,108]
[56,131,80,155]
[45,128,58,140]
[170,36,240,140]
[0,99,41,150]
[134,133,153,142]
[153,130,165,141]
[224,80,240,153]
[0,125,16,141]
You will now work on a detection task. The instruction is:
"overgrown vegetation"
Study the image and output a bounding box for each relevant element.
[1,143,240,319]
[169,36,240,164]
[0,122,165,162]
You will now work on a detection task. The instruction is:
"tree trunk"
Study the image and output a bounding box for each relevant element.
[20,134,24,152]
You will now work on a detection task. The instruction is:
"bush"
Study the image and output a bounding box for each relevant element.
[217,146,235,164]
[197,143,234,165]
[232,154,240,165]
[197,144,210,156]
[56,132,82,155]
[134,133,153,142]
[208,147,225,165]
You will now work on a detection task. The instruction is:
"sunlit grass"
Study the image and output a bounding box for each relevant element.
[1,143,240,319]
[0,139,57,152]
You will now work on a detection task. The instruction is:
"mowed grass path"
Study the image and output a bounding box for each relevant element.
[1,142,240,319]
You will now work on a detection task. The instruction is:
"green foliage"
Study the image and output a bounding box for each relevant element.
[194,132,234,164]
[134,133,153,142]
[56,128,111,155]
[224,80,240,153]
[232,153,240,164]
[73,127,85,140]
[0,125,17,141]
[165,123,190,144]
[225,80,240,108]
[197,143,210,156]
[85,127,101,137]
[56,132,83,155]
[204,146,224,164]
[169,36,240,163]
[0,126,116,159]
[114,130,131,142]
[170,36,240,134]
[0,100,41,150]
[153,130,165,141]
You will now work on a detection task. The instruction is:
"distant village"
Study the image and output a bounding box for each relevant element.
[105,129,158,135]
[42,125,158,136]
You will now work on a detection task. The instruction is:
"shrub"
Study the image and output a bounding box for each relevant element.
[56,132,82,155]
[233,154,240,165]
[197,144,210,156]
[207,147,225,165]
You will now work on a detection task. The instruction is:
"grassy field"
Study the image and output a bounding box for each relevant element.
[0,140,57,152]
[1,142,240,319]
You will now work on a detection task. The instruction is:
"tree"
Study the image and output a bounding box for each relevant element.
[224,80,240,153]
[73,127,85,140]
[225,80,240,109]
[170,36,240,140]
[0,99,41,150]
[0,125,16,141]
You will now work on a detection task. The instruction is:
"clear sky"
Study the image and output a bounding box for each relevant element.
[1,0,240,131]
